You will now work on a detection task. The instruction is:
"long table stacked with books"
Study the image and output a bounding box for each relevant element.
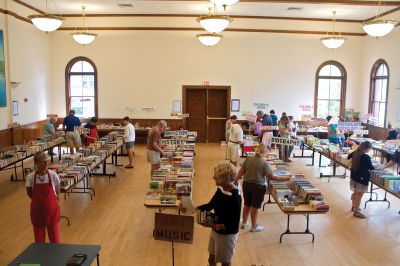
[49,131,123,200]
[144,131,197,212]
[0,132,66,181]
[258,152,330,242]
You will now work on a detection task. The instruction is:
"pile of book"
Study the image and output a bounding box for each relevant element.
[146,130,197,206]
[54,131,123,191]
[371,170,400,194]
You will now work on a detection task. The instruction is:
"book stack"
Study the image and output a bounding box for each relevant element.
[371,170,400,194]
[196,209,214,227]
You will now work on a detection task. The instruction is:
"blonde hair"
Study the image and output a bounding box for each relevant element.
[255,143,266,157]
[214,163,237,183]
[33,151,49,165]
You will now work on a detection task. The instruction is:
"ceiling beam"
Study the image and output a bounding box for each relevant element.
[59,13,362,23]
[150,0,400,6]
[12,0,44,14]
[58,26,366,36]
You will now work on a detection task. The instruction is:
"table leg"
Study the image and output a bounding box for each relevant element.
[364,183,391,209]
[280,214,315,243]
[97,254,100,266]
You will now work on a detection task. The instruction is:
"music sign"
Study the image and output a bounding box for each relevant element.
[271,137,301,146]
[154,213,194,244]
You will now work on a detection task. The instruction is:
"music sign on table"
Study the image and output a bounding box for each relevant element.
[154,213,194,244]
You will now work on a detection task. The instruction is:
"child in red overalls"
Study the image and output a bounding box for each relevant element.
[26,151,61,243]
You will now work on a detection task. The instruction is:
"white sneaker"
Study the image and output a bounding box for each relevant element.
[250,225,264,232]
[240,222,249,229]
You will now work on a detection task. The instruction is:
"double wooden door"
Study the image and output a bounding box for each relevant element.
[183,86,231,143]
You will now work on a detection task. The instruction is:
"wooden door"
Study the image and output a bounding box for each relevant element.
[183,86,230,143]
[207,89,228,143]
[185,89,207,142]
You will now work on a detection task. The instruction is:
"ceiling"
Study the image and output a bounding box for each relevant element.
[21,0,399,21]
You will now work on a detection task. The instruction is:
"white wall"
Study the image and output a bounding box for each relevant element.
[0,0,51,130]
[49,29,365,120]
[360,27,400,127]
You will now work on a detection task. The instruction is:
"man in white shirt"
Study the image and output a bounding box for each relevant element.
[228,121,244,166]
[122,116,135,168]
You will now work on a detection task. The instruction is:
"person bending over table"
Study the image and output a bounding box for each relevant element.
[26,151,61,243]
[347,141,374,219]
[198,163,241,266]
[234,144,290,232]
[146,120,167,175]
[44,117,57,156]
[384,149,400,174]
[83,117,99,146]
[122,116,136,168]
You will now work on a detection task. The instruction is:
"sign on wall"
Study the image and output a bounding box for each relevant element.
[154,213,194,244]
[253,103,268,110]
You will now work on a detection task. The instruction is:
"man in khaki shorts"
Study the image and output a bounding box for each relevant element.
[62,110,82,155]
[147,120,167,175]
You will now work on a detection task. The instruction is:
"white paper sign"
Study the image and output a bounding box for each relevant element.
[261,126,279,131]
[164,130,188,137]
[353,130,369,135]
[386,139,400,146]
[160,139,187,145]
[271,137,301,146]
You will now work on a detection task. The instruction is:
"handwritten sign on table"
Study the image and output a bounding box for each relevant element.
[337,122,363,132]
[161,139,186,145]
[164,130,188,137]
[261,126,279,131]
[271,137,301,146]
[154,213,194,244]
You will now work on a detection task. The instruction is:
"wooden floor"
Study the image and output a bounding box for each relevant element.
[1,144,400,266]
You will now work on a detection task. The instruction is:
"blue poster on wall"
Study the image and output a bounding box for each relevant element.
[0,30,6,107]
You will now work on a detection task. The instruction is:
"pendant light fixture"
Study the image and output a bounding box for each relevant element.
[197,6,232,33]
[28,0,63,32]
[362,1,398,37]
[196,33,223,47]
[320,11,346,49]
[71,6,97,45]
[210,0,240,10]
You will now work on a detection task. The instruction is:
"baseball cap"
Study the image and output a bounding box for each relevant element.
[159,120,167,127]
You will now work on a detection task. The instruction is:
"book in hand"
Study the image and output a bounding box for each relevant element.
[196,209,214,227]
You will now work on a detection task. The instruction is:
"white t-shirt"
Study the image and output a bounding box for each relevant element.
[225,119,232,133]
[25,170,60,196]
[229,124,243,143]
[124,123,136,142]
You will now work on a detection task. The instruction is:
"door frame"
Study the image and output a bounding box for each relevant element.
[182,85,231,142]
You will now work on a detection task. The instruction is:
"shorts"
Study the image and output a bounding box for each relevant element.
[147,149,161,164]
[243,181,267,209]
[227,142,240,163]
[208,230,238,264]
[66,131,81,148]
[350,179,368,193]
[125,141,135,150]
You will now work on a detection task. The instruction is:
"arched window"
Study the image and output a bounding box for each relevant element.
[369,59,389,127]
[65,57,98,118]
[315,61,346,118]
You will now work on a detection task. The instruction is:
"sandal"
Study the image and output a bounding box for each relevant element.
[353,212,366,219]
[351,207,361,212]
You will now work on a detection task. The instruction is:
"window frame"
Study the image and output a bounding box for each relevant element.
[65,56,98,117]
[368,59,389,128]
[314,60,347,118]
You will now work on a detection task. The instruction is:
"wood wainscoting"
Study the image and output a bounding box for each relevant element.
[0,118,184,152]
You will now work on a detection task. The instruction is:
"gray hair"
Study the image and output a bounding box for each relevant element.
[214,163,237,184]
[49,117,57,123]
[33,151,49,164]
